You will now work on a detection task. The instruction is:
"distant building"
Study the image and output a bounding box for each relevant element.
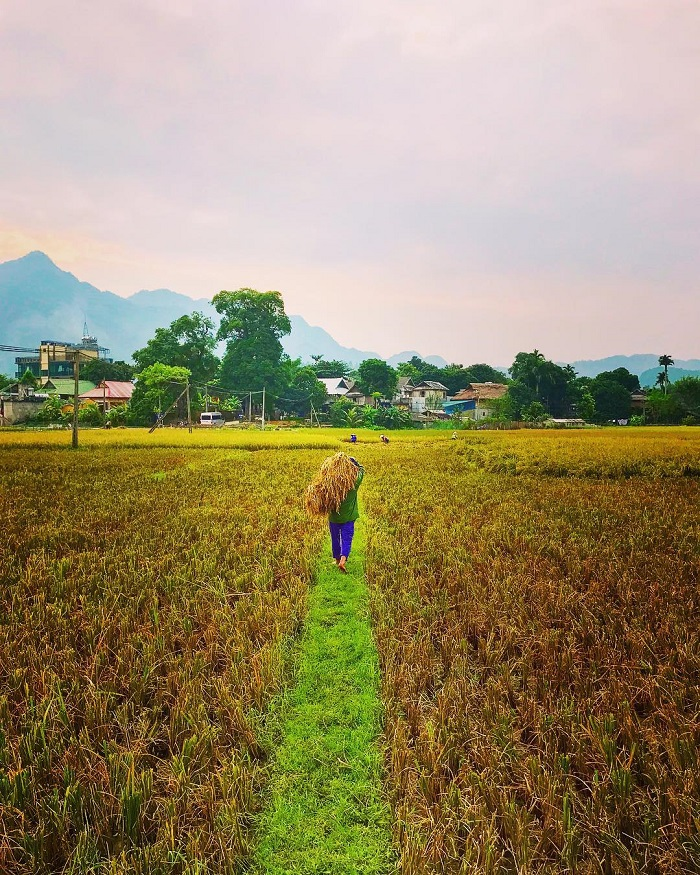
[79,380,134,411]
[15,324,111,380]
[450,382,509,420]
[408,381,449,413]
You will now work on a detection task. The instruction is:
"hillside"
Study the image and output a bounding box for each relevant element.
[0,252,447,376]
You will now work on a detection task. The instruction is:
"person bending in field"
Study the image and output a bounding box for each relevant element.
[305,452,364,573]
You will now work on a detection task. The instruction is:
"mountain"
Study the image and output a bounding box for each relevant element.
[0,252,447,376]
[565,354,700,379]
[638,366,700,389]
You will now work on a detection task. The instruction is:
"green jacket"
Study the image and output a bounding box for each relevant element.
[329,467,364,523]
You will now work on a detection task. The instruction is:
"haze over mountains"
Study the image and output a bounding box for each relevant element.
[0,252,448,375]
[1,252,698,385]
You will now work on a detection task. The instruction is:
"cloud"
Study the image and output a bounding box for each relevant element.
[1,0,699,363]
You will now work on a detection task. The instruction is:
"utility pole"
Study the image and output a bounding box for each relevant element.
[186,380,192,433]
[261,386,266,430]
[248,391,252,422]
[205,384,209,412]
[72,351,80,449]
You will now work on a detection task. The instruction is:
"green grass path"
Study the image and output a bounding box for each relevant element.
[252,526,393,874]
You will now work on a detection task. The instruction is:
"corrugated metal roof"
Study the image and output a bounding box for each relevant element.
[45,379,96,395]
[80,381,134,400]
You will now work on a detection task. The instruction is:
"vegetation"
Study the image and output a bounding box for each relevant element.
[80,359,135,384]
[0,427,699,872]
[214,289,291,413]
[363,429,700,872]
[0,438,326,873]
[133,313,218,386]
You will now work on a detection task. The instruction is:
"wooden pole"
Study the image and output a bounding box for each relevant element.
[186,380,192,433]
[71,351,79,449]
[261,386,265,430]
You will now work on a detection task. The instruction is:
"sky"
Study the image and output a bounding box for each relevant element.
[1,0,698,365]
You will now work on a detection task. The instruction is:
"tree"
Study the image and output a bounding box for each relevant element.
[577,391,596,422]
[462,363,508,384]
[35,394,65,423]
[396,362,421,381]
[278,360,328,417]
[670,376,700,421]
[310,356,351,378]
[375,406,412,429]
[425,392,445,412]
[133,312,219,385]
[0,374,11,391]
[80,359,135,384]
[128,363,191,426]
[659,354,674,394]
[655,372,668,393]
[329,397,358,427]
[590,377,632,422]
[509,351,575,416]
[356,358,398,399]
[597,368,640,393]
[19,368,38,388]
[214,289,291,413]
[78,403,104,427]
[522,401,549,423]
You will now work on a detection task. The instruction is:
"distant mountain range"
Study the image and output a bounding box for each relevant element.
[0,252,448,376]
[1,252,698,385]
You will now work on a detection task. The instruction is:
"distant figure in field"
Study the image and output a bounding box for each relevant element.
[380,434,390,444]
[305,453,364,574]
[350,433,357,443]
[452,431,458,440]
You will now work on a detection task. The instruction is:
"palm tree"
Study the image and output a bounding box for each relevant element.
[655,371,667,392]
[658,355,674,394]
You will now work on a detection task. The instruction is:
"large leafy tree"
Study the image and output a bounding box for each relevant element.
[589,376,632,422]
[128,363,191,426]
[509,351,575,417]
[214,289,291,410]
[356,358,398,399]
[133,312,219,386]
[278,359,328,417]
[596,368,640,393]
[670,376,700,421]
[80,359,135,384]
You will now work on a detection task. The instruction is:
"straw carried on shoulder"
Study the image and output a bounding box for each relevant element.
[305,452,358,516]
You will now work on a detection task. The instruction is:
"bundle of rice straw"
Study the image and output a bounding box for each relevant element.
[305,452,358,516]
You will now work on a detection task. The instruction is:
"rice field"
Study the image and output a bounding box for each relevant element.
[1,426,698,873]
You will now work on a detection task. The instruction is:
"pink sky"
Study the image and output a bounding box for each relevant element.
[1,1,698,363]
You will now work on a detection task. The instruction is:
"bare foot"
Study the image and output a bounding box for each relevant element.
[338,556,348,573]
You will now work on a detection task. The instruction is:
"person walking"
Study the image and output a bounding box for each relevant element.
[305,452,364,573]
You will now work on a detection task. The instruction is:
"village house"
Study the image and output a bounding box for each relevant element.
[407,380,449,413]
[448,382,509,420]
[79,380,135,412]
[394,376,415,407]
[317,376,375,408]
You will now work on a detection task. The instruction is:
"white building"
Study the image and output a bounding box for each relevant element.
[408,380,449,413]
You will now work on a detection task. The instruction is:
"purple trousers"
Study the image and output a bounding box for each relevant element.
[329,521,355,560]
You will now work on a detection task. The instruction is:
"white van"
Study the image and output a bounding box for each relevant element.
[199,411,225,427]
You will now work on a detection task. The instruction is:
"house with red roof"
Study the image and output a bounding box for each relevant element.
[79,380,134,412]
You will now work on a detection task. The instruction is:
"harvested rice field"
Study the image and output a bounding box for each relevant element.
[0,427,698,873]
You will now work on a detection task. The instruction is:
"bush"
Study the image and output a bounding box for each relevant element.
[34,395,67,424]
[78,404,104,427]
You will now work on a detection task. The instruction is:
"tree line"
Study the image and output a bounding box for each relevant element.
[3,288,698,427]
